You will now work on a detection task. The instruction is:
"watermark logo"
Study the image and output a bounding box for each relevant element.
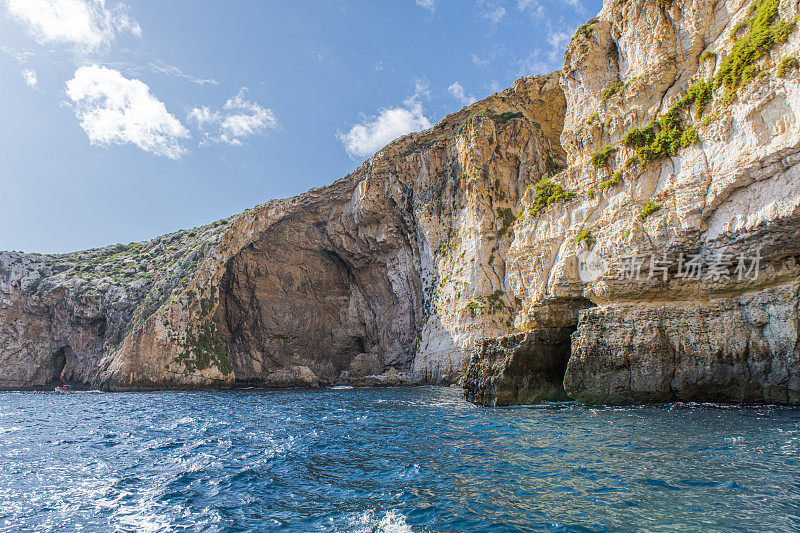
[574,249,762,283]
[577,249,609,282]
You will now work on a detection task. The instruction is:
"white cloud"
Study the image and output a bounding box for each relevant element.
[448,82,476,107]
[4,0,141,49]
[517,49,551,76]
[517,0,543,16]
[21,68,38,88]
[147,60,217,86]
[471,53,489,67]
[415,0,435,13]
[66,65,189,159]
[337,79,432,159]
[471,46,501,69]
[484,6,506,23]
[188,88,278,146]
[1,45,33,63]
[547,30,571,51]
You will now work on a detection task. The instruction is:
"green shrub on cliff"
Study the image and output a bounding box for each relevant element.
[598,170,623,191]
[640,201,662,221]
[602,81,624,100]
[716,0,797,101]
[489,111,524,125]
[622,108,686,166]
[530,178,576,215]
[176,325,233,376]
[575,24,593,39]
[574,228,595,248]
[700,50,717,62]
[676,79,714,118]
[778,56,799,77]
[591,145,616,168]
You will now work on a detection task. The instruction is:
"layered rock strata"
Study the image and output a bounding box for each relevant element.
[2,0,800,405]
[1,76,566,390]
[463,329,572,406]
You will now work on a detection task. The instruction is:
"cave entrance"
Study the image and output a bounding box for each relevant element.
[48,346,68,387]
[213,222,374,385]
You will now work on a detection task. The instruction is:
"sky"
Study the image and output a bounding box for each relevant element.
[0,0,602,254]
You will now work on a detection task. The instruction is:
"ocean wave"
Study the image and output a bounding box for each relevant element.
[349,509,413,533]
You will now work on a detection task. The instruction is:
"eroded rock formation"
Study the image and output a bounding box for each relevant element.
[1,75,566,390]
[463,330,572,406]
[2,0,800,405]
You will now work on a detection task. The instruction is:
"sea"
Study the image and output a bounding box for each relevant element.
[0,386,798,532]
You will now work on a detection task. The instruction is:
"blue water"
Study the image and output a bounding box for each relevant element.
[0,387,799,532]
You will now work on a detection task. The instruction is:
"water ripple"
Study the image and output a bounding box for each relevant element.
[0,387,799,531]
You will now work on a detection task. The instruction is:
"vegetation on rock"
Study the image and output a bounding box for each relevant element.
[574,228,595,248]
[591,145,616,168]
[575,24,593,39]
[545,152,565,176]
[530,178,576,215]
[176,325,233,376]
[598,170,623,191]
[778,56,799,77]
[602,81,624,100]
[640,201,662,221]
[715,0,796,101]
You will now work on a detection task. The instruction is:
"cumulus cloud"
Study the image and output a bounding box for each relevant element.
[66,65,189,159]
[3,0,141,49]
[448,82,476,107]
[188,88,278,146]
[415,0,435,13]
[21,68,38,88]
[337,79,432,159]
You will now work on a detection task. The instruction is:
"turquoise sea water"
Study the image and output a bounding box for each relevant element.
[0,386,798,532]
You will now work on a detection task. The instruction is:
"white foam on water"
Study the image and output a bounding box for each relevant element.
[349,509,414,533]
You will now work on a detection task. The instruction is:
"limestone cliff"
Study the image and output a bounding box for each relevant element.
[0,76,565,390]
[3,0,800,405]
[506,0,800,404]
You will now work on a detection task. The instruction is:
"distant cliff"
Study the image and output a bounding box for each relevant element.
[2,0,800,404]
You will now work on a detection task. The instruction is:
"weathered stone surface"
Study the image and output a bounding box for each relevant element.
[566,283,800,404]
[0,75,566,390]
[3,0,800,405]
[463,329,572,406]
[348,353,385,379]
[503,0,800,405]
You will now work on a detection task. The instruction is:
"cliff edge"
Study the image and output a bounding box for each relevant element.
[2,0,800,405]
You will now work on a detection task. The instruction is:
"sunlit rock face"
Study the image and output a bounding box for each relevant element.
[503,0,800,404]
[3,0,800,404]
[0,75,565,389]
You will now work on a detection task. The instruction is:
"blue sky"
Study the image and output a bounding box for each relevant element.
[0,0,602,254]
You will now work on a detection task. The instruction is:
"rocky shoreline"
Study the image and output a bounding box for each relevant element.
[3,0,800,405]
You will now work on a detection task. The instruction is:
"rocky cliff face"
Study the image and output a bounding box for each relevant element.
[463,330,572,406]
[2,0,800,404]
[506,0,800,404]
[0,76,565,390]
